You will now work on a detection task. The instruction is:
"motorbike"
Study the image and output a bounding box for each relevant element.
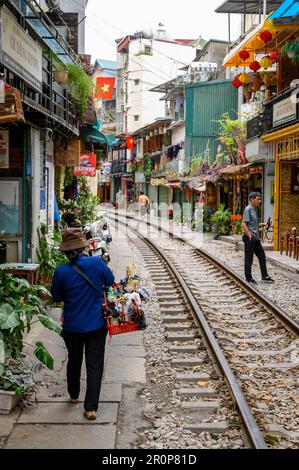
[83,223,111,264]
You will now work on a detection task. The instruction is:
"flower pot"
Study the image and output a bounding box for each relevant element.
[53,70,69,84]
[0,389,22,414]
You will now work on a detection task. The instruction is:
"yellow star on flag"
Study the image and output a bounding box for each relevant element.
[102,84,110,93]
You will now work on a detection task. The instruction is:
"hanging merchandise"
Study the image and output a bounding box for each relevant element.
[269,49,280,63]
[239,50,250,62]
[249,61,261,72]
[260,30,273,44]
[260,56,273,70]
[251,38,264,52]
[232,57,242,67]
[252,75,262,91]
[231,76,242,88]
[238,73,250,84]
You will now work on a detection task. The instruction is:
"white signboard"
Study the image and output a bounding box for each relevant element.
[273,96,297,128]
[0,129,9,169]
[1,7,42,90]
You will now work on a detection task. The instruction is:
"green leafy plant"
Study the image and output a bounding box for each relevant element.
[203,207,214,233]
[217,113,247,164]
[235,219,242,235]
[143,155,154,179]
[36,224,67,288]
[0,358,44,397]
[65,64,93,116]
[211,204,232,239]
[191,157,203,176]
[0,270,62,393]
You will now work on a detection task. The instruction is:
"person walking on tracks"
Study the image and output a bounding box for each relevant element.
[242,192,274,285]
[51,228,114,420]
[139,191,149,221]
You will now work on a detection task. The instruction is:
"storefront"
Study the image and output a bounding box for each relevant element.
[262,125,299,250]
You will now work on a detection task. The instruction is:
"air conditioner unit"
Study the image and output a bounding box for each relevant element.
[40,128,53,142]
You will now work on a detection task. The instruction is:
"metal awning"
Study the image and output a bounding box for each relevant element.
[268,0,299,23]
[215,0,282,14]
[80,126,108,146]
[11,0,80,65]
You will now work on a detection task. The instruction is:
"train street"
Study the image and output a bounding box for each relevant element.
[0,0,299,459]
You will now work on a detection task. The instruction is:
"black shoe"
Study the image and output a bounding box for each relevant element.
[247,278,257,285]
[262,276,274,282]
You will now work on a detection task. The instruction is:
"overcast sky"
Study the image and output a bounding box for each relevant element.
[85,0,241,62]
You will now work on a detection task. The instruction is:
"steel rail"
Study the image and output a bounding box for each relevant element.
[109,210,299,336]
[111,213,268,449]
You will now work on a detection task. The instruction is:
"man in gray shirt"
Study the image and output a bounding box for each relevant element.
[242,192,274,284]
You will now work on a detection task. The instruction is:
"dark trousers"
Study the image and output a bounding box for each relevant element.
[62,327,107,412]
[243,235,268,281]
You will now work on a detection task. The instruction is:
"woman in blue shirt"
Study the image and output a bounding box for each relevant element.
[52,228,114,420]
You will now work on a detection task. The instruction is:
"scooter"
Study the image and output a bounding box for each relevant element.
[87,237,111,264]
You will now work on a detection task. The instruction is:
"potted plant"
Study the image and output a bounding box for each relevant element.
[211,204,232,239]
[0,270,62,413]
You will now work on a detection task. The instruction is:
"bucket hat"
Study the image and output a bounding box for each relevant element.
[59,228,90,252]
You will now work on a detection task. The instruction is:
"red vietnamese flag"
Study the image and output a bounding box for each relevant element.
[95,77,115,100]
[126,136,134,150]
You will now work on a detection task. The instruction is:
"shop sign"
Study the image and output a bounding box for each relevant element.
[250,166,263,174]
[0,129,9,168]
[0,7,43,91]
[273,96,297,128]
[74,167,96,177]
[151,178,166,186]
[74,153,96,177]
[55,139,81,167]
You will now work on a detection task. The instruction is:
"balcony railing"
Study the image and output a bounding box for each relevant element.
[247,86,299,140]
[111,160,130,175]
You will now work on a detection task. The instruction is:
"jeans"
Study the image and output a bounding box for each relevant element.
[242,235,268,281]
[62,327,107,411]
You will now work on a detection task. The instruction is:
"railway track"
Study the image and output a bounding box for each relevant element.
[108,211,299,448]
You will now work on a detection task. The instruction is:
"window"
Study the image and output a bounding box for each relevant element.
[134,79,140,86]
[134,115,139,122]
[144,45,153,56]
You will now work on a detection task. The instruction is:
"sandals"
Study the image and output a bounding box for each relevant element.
[84,411,97,420]
[70,398,80,403]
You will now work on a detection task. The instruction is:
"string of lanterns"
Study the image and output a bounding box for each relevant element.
[230,28,279,95]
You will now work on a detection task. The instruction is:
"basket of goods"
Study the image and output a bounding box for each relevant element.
[103,275,149,337]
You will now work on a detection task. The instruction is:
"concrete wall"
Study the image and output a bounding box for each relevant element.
[117,39,195,134]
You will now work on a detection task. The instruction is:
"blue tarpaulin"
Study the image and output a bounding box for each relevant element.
[268,0,299,23]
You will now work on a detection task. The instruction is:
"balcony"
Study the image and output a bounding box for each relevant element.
[247,85,299,140]
[111,160,131,175]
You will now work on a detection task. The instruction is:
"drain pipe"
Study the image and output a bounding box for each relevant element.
[263,0,267,17]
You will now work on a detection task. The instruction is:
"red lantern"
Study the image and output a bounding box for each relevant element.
[231,76,242,88]
[126,136,134,150]
[239,50,250,61]
[249,61,261,72]
[260,30,273,44]
[269,49,280,63]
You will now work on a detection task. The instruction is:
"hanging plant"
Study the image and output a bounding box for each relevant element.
[65,64,93,116]
[281,40,299,60]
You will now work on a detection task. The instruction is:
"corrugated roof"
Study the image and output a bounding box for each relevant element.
[94,59,117,70]
[215,0,282,14]
[268,0,299,23]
